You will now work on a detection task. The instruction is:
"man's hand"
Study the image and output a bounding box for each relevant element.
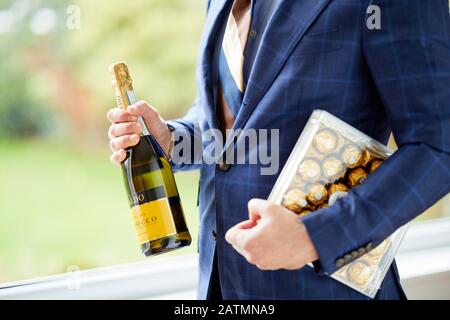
[107,100,172,164]
[225,199,319,271]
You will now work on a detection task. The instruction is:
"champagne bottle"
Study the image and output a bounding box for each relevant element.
[109,62,191,256]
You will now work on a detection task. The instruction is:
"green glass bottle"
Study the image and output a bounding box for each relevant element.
[110,62,191,256]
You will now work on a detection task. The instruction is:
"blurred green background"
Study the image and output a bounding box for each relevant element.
[0,0,448,284]
[0,0,204,283]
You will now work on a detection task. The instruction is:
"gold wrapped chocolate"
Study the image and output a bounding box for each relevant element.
[322,156,345,180]
[346,260,373,288]
[290,174,306,189]
[298,158,322,181]
[285,203,302,214]
[361,149,373,167]
[341,144,364,168]
[317,203,328,209]
[347,167,368,186]
[313,129,339,153]
[306,183,328,206]
[362,255,382,267]
[368,159,383,173]
[282,189,308,208]
[328,182,349,195]
[367,237,390,258]
[298,209,313,218]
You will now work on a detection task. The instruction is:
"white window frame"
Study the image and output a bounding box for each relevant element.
[0,218,449,300]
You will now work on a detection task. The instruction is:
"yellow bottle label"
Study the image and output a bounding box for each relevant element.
[130,198,176,244]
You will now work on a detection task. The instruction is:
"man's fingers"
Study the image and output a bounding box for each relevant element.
[256,264,277,271]
[109,134,140,152]
[232,244,255,264]
[225,222,261,259]
[110,149,127,165]
[224,224,241,246]
[237,219,258,230]
[225,222,249,246]
[248,198,263,221]
[248,198,275,221]
[127,100,159,125]
[108,122,143,139]
[225,219,258,243]
[107,108,138,124]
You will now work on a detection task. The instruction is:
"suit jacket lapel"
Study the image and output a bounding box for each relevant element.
[223,0,331,150]
[198,0,231,135]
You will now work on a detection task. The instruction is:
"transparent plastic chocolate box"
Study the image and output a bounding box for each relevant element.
[268,110,409,298]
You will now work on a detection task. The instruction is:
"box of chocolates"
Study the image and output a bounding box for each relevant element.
[268,110,409,298]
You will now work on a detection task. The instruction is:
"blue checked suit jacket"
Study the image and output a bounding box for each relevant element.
[168,0,450,299]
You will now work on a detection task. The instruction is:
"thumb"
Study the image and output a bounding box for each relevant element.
[248,198,273,221]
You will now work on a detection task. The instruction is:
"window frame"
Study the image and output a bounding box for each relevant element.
[0,218,449,299]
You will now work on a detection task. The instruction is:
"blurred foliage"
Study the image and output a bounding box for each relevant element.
[0,0,204,283]
[63,0,204,117]
[0,0,68,137]
[0,56,51,137]
[0,0,205,142]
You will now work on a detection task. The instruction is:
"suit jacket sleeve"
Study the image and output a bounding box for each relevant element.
[166,96,203,172]
[302,0,450,275]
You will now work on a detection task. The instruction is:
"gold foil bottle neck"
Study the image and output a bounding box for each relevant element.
[110,61,133,91]
[110,61,134,110]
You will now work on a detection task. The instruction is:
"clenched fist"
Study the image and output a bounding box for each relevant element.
[107,100,172,164]
[225,199,319,271]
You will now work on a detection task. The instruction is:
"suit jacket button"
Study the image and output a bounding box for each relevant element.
[365,242,374,251]
[218,161,231,172]
[212,230,217,241]
[358,248,366,256]
[351,251,359,260]
[344,254,353,263]
[336,258,345,269]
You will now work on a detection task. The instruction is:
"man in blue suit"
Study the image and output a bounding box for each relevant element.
[107,0,450,299]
